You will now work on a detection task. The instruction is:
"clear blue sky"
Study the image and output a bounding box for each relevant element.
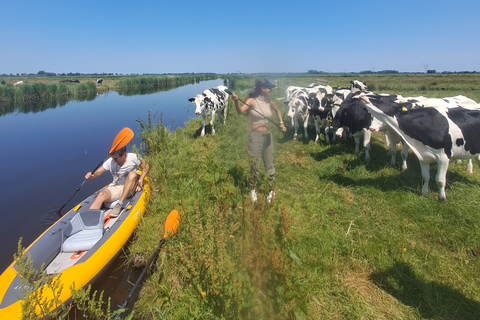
[1,0,479,74]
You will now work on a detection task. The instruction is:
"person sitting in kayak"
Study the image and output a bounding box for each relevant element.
[85,146,149,217]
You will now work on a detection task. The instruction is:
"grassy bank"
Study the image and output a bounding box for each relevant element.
[129,74,480,319]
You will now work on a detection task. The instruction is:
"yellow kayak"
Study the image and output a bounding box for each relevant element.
[0,172,150,319]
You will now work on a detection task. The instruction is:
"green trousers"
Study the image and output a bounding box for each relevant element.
[248,129,275,189]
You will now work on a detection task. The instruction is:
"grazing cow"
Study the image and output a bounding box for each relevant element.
[13,81,23,87]
[96,78,103,85]
[331,92,373,161]
[188,85,229,136]
[1,81,5,85]
[361,95,480,201]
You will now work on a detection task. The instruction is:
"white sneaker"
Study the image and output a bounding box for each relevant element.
[267,191,275,204]
[110,203,122,218]
[250,190,257,203]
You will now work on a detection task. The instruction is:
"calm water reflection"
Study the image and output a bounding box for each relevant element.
[0,79,223,272]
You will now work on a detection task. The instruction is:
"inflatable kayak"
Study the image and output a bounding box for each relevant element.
[0,172,150,319]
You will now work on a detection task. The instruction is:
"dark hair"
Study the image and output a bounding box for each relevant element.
[248,79,274,99]
[112,146,127,156]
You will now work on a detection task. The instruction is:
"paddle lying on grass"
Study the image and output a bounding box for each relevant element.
[114,209,181,320]
[56,127,135,216]
[225,88,282,128]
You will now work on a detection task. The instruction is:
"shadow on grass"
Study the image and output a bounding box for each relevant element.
[370,261,480,320]
[313,140,480,195]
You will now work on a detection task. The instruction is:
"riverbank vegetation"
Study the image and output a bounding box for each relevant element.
[0,74,218,117]
[129,73,480,319]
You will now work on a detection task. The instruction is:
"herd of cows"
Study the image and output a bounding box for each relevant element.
[190,81,480,201]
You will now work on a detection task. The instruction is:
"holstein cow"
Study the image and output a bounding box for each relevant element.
[368,94,479,172]
[286,85,333,141]
[188,85,229,136]
[361,95,480,201]
[308,88,338,144]
[331,91,374,162]
[96,78,103,85]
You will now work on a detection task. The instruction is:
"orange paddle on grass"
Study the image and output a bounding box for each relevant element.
[57,127,135,216]
[114,209,180,319]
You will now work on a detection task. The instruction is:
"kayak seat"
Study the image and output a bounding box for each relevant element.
[62,210,105,253]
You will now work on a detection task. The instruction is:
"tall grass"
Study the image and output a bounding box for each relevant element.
[131,74,480,319]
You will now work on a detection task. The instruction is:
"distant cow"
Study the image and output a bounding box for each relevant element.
[96,78,103,85]
[188,85,229,136]
[13,81,23,87]
[361,95,480,201]
[1,81,5,85]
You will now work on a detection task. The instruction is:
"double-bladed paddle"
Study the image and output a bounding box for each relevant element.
[114,209,180,319]
[56,127,135,216]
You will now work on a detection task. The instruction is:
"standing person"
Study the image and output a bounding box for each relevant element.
[85,146,149,217]
[231,79,287,203]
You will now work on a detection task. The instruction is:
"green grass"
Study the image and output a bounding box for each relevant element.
[128,74,480,319]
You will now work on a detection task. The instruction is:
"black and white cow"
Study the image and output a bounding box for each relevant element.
[331,91,374,161]
[286,86,333,141]
[96,78,103,85]
[188,85,229,136]
[368,94,479,172]
[309,91,338,144]
[361,94,480,201]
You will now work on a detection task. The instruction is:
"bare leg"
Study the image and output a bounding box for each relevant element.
[90,189,112,210]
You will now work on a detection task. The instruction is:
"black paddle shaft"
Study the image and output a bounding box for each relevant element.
[114,238,166,320]
[225,89,282,127]
[56,155,109,216]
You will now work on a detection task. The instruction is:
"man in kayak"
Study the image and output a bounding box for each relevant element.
[85,146,149,217]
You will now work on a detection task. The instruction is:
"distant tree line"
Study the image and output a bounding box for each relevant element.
[1,71,220,77]
[307,69,478,75]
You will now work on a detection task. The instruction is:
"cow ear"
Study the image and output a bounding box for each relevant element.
[188,98,195,102]
[350,81,354,84]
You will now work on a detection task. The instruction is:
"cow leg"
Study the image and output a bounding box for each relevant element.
[420,162,430,197]
[210,111,216,135]
[466,158,473,174]
[354,135,361,154]
[223,106,227,125]
[475,155,480,170]
[400,142,409,172]
[384,131,397,166]
[200,114,206,136]
[363,129,371,162]
[314,118,320,144]
[303,114,309,140]
[293,116,299,141]
[436,156,449,201]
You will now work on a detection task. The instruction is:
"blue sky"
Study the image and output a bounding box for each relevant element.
[1,0,479,74]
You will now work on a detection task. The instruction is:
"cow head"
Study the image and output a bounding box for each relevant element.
[189,93,207,115]
[350,80,368,93]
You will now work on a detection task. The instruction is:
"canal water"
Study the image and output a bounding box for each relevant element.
[0,78,223,310]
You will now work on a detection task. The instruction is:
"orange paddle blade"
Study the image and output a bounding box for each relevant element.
[163,209,180,238]
[109,127,134,154]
